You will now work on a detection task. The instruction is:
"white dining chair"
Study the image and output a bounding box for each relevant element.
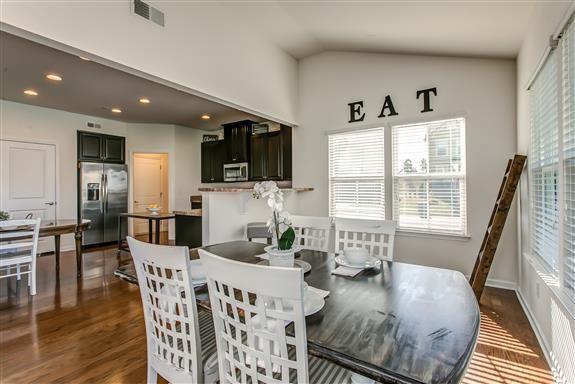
[334,218,396,261]
[0,218,41,295]
[127,237,218,384]
[198,248,351,384]
[290,215,333,252]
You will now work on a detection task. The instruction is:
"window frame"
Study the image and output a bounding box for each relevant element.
[391,117,468,237]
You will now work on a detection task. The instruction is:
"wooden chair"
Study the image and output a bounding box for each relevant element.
[0,218,41,295]
[334,218,396,261]
[198,249,352,384]
[127,237,218,384]
[291,215,332,252]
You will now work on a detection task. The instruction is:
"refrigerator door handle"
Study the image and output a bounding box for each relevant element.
[104,173,109,213]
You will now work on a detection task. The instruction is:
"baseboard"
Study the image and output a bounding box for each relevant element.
[485,278,517,290]
[515,289,555,378]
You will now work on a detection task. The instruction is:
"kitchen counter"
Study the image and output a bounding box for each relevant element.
[198,187,314,192]
[173,209,202,217]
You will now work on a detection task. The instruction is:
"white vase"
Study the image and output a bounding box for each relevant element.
[265,246,295,267]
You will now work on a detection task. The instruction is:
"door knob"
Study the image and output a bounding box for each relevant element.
[134,200,140,204]
[45,202,55,206]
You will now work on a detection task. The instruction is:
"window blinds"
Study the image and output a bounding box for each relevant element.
[529,51,560,273]
[392,118,467,235]
[328,128,385,220]
[562,20,575,300]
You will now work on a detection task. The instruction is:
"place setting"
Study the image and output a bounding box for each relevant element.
[332,247,381,277]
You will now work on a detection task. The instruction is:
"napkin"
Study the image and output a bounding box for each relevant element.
[331,266,364,277]
[256,253,269,260]
[308,286,330,298]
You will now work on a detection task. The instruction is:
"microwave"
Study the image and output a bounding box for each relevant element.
[224,162,248,182]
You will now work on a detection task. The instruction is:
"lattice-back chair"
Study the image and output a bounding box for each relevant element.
[291,215,332,252]
[0,218,41,295]
[334,218,396,261]
[199,249,352,384]
[127,237,218,384]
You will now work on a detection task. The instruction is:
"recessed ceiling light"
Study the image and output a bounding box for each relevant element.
[111,108,122,113]
[45,73,63,81]
[79,56,91,61]
[139,98,151,104]
[23,89,39,96]
[201,114,211,120]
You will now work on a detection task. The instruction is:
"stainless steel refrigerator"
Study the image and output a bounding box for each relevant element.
[79,162,128,246]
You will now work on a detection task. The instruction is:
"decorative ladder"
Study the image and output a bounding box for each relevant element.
[469,154,527,301]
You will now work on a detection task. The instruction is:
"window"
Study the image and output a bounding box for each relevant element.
[328,127,385,220]
[392,118,467,236]
[529,17,575,302]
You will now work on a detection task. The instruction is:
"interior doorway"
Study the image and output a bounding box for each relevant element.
[133,153,169,239]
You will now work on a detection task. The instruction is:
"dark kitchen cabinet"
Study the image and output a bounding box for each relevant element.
[77,131,125,163]
[223,120,256,163]
[201,140,225,183]
[250,126,292,181]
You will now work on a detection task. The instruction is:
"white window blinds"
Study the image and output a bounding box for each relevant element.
[328,128,385,220]
[392,118,467,235]
[562,20,575,300]
[529,51,560,272]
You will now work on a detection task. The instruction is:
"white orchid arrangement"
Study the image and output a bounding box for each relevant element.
[253,181,295,250]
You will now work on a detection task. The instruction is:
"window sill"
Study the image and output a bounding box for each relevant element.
[396,229,471,241]
[523,252,575,319]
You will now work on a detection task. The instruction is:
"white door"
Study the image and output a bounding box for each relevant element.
[0,140,57,252]
[133,156,163,235]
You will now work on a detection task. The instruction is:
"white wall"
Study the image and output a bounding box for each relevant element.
[516,2,575,382]
[294,52,518,286]
[0,100,207,249]
[0,1,298,125]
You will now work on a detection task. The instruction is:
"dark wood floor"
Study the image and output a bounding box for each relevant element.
[0,237,554,384]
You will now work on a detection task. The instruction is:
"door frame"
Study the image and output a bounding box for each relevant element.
[0,136,60,220]
[131,152,170,236]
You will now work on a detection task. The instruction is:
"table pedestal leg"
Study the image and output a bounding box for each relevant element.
[75,230,83,278]
[155,220,160,244]
[148,220,153,243]
[54,234,61,273]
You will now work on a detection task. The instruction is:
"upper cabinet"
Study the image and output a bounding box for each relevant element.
[78,131,125,163]
[201,140,225,183]
[223,120,255,164]
[250,126,292,181]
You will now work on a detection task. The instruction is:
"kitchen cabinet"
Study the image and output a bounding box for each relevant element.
[250,126,292,181]
[223,120,255,163]
[77,131,125,163]
[201,140,225,183]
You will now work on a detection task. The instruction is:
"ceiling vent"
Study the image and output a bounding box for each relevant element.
[132,0,165,27]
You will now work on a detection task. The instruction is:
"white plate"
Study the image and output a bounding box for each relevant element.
[304,289,325,316]
[335,254,380,269]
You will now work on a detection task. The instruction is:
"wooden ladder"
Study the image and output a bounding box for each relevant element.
[469,154,527,301]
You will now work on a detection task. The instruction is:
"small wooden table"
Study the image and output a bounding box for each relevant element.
[0,219,91,278]
[115,241,480,383]
[118,212,175,248]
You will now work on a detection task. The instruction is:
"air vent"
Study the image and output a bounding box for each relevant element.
[87,122,102,129]
[133,0,165,27]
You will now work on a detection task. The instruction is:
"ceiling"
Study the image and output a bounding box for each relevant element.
[228,1,537,59]
[0,32,260,130]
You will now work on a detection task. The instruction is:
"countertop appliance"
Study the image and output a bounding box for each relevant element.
[224,162,248,182]
[79,162,128,246]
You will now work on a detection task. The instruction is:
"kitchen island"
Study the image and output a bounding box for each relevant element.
[199,186,314,245]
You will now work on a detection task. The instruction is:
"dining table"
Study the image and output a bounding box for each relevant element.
[115,240,480,384]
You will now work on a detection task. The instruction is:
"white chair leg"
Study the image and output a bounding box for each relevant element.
[30,267,37,296]
[17,264,21,281]
[147,365,157,384]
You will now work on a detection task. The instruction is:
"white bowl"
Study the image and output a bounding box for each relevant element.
[343,248,369,266]
[146,207,161,214]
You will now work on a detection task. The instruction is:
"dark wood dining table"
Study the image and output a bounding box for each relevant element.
[115,241,480,384]
[0,219,91,277]
[118,212,175,249]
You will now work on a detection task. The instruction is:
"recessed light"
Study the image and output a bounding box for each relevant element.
[45,73,63,81]
[201,114,211,120]
[23,89,39,96]
[139,98,151,104]
[79,56,91,61]
[111,108,122,113]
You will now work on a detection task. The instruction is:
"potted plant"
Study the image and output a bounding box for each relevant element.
[253,181,296,267]
[0,211,9,221]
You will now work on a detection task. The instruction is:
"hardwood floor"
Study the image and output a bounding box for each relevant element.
[1,242,553,383]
